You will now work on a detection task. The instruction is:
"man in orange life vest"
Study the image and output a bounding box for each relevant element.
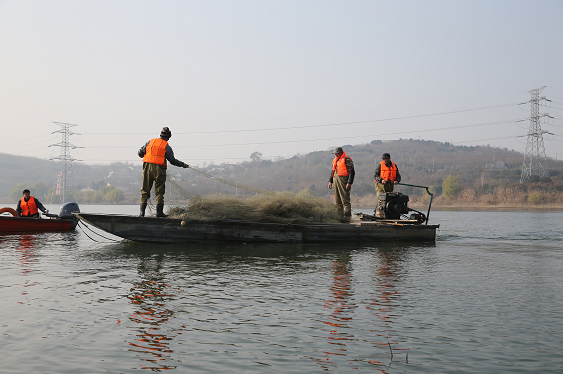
[16,189,49,218]
[138,127,189,217]
[374,153,401,193]
[328,147,355,222]
[374,153,401,216]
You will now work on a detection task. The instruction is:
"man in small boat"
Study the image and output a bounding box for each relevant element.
[138,127,190,218]
[328,147,355,222]
[16,189,49,218]
[374,153,402,217]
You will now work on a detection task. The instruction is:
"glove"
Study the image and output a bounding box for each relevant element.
[183,164,190,168]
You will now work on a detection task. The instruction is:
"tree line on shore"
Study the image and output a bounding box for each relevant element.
[2,139,562,206]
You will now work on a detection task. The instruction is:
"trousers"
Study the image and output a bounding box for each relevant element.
[141,162,167,204]
[333,175,351,217]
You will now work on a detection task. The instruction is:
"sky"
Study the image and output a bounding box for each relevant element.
[1,0,562,166]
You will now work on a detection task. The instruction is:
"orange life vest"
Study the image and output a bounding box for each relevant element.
[20,196,38,216]
[379,161,398,182]
[331,152,352,177]
[143,138,168,167]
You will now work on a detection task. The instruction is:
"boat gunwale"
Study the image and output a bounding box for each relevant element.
[75,212,439,229]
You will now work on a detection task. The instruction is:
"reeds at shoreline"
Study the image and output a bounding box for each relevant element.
[352,186,563,209]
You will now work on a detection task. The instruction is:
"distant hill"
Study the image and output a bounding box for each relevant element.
[0,153,140,203]
[1,139,562,204]
[192,139,562,199]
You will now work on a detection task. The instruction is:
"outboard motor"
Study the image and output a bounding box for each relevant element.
[378,192,410,219]
[59,202,80,229]
[356,182,432,224]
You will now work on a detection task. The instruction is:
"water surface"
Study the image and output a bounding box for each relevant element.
[1,205,562,373]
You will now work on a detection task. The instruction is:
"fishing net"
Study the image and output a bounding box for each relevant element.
[164,168,341,224]
[167,193,341,224]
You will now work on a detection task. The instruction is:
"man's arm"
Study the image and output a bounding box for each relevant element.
[165,145,189,168]
[373,164,382,183]
[35,198,48,213]
[345,158,355,184]
[16,200,22,216]
[138,141,150,158]
[395,167,401,183]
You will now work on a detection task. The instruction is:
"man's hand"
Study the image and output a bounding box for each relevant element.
[394,181,399,184]
[328,182,333,190]
[346,183,352,191]
[183,164,190,168]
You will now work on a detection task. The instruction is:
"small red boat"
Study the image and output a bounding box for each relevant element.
[0,203,79,233]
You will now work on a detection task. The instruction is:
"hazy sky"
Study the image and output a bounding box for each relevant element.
[1,0,562,166]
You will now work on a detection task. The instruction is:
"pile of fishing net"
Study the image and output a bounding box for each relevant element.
[167,193,341,224]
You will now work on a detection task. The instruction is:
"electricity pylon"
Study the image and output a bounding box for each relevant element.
[520,87,550,183]
[49,122,81,204]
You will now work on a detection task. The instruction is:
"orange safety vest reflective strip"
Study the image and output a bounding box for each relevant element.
[143,138,168,167]
[379,161,398,182]
[331,152,351,177]
[21,196,38,216]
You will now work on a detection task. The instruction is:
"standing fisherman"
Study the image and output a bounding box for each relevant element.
[328,147,355,222]
[373,153,401,217]
[138,127,189,217]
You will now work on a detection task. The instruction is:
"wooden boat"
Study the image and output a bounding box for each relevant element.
[0,204,79,233]
[75,213,439,243]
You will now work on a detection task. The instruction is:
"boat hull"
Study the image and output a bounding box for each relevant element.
[76,213,439,243]
[0,216,75,232]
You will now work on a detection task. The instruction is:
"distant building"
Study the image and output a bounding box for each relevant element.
[485,160,505,169]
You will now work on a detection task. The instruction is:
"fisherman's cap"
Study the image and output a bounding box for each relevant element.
[333,147,343,154]
[382,153,391,159]
[160,127,172,138]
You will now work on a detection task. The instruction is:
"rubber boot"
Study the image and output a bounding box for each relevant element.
[156,203,168,218]
[139,202,147,217]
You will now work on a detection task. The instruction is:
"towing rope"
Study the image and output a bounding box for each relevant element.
[77,221,121,243]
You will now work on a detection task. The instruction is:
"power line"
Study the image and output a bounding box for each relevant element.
[75,102,522,136]
[84,118,525,149]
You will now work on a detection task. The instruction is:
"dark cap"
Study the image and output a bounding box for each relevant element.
[333,147,343,154]
[160,127,172,138]
[382,153,391,159]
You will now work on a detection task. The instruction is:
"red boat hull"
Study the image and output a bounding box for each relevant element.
[0,216,74,232]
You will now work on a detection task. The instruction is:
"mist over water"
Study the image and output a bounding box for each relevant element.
[1,206,562,373]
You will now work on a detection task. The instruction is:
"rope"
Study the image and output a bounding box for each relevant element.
[77,221,122,243]
[166,167,275,198]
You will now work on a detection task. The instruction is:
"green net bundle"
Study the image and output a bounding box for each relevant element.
[167,193,341,224]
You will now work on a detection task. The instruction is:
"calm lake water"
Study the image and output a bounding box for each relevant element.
[1,205,562,373]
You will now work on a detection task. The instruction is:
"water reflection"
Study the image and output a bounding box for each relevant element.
[366,247,410,371]
[319,251,357,371]
[127,254,179,372]
[18,235,36,274]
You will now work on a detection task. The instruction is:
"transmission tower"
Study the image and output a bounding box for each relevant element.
[49,122,81,204]
[520,87,551,183]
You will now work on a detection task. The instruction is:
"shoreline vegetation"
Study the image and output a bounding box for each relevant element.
[3,187,563,211]
[353,186,563,210]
